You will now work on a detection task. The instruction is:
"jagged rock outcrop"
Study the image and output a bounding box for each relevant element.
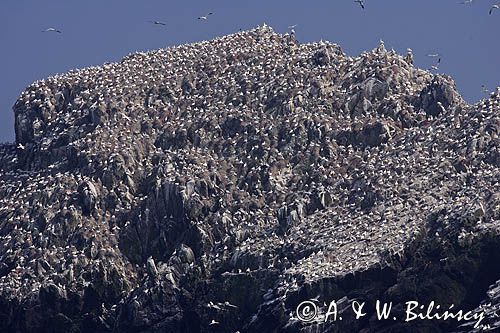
[0,25,499,332]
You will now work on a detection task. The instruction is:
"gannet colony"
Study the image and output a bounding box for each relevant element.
[0,25,499,332]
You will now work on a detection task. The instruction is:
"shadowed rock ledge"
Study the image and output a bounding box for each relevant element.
[0,25,499,332]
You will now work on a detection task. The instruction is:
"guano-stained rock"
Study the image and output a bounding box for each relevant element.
[0,25,499,333]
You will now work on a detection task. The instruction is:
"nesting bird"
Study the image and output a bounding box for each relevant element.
[146,257,158,278]
[404,48,413,65]
[377,40,386,53]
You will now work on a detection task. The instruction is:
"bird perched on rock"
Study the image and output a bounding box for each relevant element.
[146,257,158,278]
[404,48,413,65]
[474,202,485,219]
[67,264,74,282]
[377,40,386,53]
[79,181,98,215]
[436,101,447,114]
[224,301,238,309]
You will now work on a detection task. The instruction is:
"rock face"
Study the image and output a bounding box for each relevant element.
[0,26,499,332]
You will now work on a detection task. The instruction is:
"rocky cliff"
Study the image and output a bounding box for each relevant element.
[0,25,499,332]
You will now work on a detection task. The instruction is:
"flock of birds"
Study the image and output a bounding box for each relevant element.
[39,0,500,35]
[354,0,500,13]
[42,11,216,34]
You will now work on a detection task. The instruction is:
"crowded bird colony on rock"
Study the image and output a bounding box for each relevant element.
[0,25,499,332]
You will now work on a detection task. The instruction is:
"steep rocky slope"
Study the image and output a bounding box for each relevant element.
[0,25,499,332]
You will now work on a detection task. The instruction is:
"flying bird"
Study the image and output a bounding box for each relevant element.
[490,4,499,14]
[430,58,441,71]
[427,53,440,58]
[42,28,62,33]
[198,12,213,20]
[354,0,365,9]
[459,0,473,4]
[481,85,490,94]
[149,21,166,26]
[287,25,297,34]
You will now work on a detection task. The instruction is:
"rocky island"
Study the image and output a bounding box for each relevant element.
[0,25,499,332]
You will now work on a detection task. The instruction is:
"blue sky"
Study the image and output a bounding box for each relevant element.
[1,0,499,143]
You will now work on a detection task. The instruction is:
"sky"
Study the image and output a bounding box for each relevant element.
[0,0,499,143]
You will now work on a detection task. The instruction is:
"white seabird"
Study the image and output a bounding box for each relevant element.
[404,48,414,65]
[42,28,62,33]
[198,12,213,20]
[430,57,441,71]
[354,0,365,9]
[377,40,386,53]
[149,21,166,26]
